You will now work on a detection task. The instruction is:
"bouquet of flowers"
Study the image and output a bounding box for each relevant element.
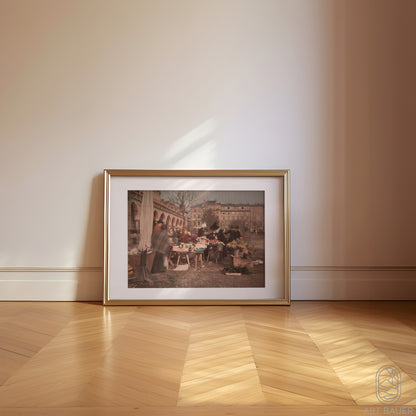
[170,228,181,244]
[177,231,198,244]
[197,236,208,244]
[195,236,208,250]
[178,231,191,243]
[227,238,250,257]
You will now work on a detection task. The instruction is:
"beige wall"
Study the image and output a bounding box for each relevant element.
[0,0,415,300]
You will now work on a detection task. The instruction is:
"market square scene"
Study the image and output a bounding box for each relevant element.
[127,190,265,288]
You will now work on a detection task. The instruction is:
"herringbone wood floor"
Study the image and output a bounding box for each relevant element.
[0,301,415,415]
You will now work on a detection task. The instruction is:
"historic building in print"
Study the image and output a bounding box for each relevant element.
[190,201,264,233]
[128,191,187,239]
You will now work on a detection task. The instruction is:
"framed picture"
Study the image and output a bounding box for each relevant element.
[104,170,290,305]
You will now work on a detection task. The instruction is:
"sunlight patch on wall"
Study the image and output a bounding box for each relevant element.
[164,118,218,169]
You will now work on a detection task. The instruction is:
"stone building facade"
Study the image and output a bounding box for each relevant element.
[190,201,264,232]
[128,191,187,237]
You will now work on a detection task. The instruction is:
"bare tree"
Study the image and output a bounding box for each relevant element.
[168,191,197,212]
[202,208,219,230]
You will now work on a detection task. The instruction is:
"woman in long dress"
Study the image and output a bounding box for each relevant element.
[151,224,170,273]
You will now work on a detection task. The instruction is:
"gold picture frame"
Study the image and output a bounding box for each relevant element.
[104,170,290,305]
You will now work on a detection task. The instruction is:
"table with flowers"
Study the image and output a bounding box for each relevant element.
[168,234,225,271]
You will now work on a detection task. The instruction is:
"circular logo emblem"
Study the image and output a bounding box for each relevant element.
[376,365,401,404]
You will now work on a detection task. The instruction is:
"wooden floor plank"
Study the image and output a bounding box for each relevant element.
[242,307,355,406]
[80,307,191,407]
[292,302,416,406]
[178,306,265,406]
[0,305,135,407]
[1,405,408,416]
[0,301,415,413]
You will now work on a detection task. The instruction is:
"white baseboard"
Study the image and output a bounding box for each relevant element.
[0,268,103,301]
[0,267,415,301]
[291,267,416,300]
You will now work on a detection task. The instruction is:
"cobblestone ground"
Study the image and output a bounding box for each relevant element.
[129,259,265,288]
[128,232,265,288]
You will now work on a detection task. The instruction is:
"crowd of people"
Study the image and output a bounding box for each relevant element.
[147,220,244,274]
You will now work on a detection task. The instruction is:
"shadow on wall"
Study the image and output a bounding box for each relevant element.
[77,174,104,301]
[327,0,416,297]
